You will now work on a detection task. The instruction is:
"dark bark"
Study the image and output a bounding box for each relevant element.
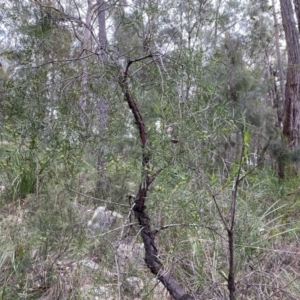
[119,59,194,300]
[280,0,300,148]
[293,0,300,32]
[178,295,195,300]
[227,229,235,300]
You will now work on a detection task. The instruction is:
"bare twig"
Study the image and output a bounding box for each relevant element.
[237,159,264,183]
[68,188,130,207]
[152,223,201,235]
[114,252,121,300]
[207,187,229,230]
[266,274,300,299]
[96,222,138,237]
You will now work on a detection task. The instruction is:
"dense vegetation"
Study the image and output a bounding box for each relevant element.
[1,0,300,299]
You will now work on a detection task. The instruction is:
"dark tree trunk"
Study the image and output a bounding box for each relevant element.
[280,0,300,149]
[293,0,300,32]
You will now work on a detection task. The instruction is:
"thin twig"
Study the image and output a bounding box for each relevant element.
[208,187,229,230]
[237,159,264,183]
[96,222,138,237]
[20,52,94,69]
[230,143,244,231]
[114,253,121,300]
[68,188,129,207]
[266,274,300,299]
[153,223,203,235]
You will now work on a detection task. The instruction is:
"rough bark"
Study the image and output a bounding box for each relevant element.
[293,0,300,32]
[119,59,194,300]
[280,0,300,148]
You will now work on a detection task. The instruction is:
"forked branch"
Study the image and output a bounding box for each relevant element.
[118,59,194,300]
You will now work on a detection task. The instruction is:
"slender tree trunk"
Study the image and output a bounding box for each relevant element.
[272,0,285,126]
[79,0,93,113]
[96,0,110,195]
[96,0,108,131]
[213,0,222,51]
[97,0,108,60]
[271,0,286,177]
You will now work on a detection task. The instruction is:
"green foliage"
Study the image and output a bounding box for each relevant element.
[0,0,300,299]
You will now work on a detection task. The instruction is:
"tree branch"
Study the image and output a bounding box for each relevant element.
[118,59,194,300]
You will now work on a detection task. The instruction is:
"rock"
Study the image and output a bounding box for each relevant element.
[81,284,117,300]
[150,279,171,300]
[79,259,116,278]
[124,276,144,296]
[80,259,100,270]
[115,239,145,273]
[88,206,123,235]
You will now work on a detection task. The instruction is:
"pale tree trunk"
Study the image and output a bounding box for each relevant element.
[271,0,285,178]
[96,0,109,195]
[78,0,93,125]
[96,0,108,130]
[213,0,222,51]
[272,0,285,126]
[280,0,300,149]
[97,0,108,60]
[76,0,109,192]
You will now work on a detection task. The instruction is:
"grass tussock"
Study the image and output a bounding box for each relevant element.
[0,162,299,299]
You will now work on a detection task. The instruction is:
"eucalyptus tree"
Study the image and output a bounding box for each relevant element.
[277,0,300,177]
[280,0,300,147]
